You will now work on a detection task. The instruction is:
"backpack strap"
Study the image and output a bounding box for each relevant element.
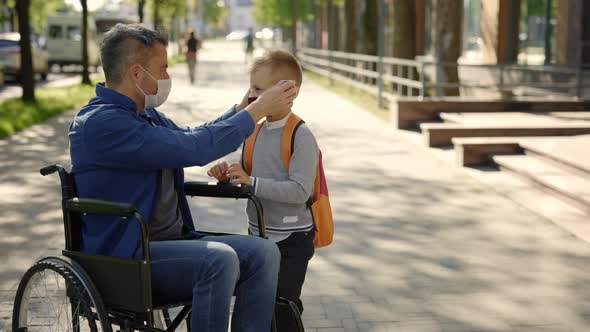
[242,121,265,175]
[280,113,305,172]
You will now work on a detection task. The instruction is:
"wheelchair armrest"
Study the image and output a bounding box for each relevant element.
[65,198,151,264]
[65,198,137,218]
[184,181,253,199]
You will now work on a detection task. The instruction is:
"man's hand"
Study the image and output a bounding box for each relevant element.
[246,80,297,122]
[236,89,251,112]
[226,163,251,185]
[207,161,230,183]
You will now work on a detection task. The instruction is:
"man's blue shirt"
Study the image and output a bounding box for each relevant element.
[69,83,254,258]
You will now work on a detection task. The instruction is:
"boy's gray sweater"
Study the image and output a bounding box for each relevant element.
[245,118,319,242]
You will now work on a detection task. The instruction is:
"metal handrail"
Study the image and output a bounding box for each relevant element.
[298,47,587,104]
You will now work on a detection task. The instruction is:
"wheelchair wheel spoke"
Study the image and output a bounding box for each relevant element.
[43,270,67,331]
[17,267,101,331]
[14,259,110,332]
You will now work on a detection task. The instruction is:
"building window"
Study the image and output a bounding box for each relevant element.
[67,26,81,41]
[49,25,63,39]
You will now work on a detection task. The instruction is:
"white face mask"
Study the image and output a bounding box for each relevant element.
[135,66,171,109]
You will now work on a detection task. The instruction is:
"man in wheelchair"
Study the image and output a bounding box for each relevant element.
[66,24,297,331]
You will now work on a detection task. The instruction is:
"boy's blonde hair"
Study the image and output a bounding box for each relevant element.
[250,50,303,86]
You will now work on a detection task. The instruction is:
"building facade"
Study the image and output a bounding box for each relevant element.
[226,0,257,33]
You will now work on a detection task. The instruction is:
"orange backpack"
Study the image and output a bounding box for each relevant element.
[242,113,334,248]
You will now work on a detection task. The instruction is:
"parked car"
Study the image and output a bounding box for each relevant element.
[46,14,101,70]
[0,32,49,81]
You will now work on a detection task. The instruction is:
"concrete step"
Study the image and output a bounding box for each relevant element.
[440,111,590,126]
[492,154,590,214]
[519,135,590,178]
[465,165,590,243]
[393,99,590,129]
[452,137,524,166]
[420,122,590,147]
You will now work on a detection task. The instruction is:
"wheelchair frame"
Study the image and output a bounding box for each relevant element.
[12,163,271,332]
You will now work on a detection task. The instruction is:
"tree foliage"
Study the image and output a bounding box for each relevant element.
[3,0,65,34]
[202,0,228,27]
[253,0,341,26]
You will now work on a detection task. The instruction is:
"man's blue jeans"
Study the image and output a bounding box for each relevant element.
[143,232,281,331]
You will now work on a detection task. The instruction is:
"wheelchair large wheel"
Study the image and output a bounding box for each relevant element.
[12,256,112,332]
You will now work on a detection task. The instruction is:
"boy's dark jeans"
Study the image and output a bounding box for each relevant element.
[275,230,315,331]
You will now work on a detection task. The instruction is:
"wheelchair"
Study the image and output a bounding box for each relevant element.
[12,163,271,332]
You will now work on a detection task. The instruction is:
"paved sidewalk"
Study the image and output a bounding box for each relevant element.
[2,41,590,331]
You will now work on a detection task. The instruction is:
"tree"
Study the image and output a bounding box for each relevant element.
[4,0,63,34]
[138,0,146,23]
[1,0,7,32]
[392,0,415,59]
[154,0,161,30]
[253,0,313,28]
[147,0,190,33]
[431,0,462,96]
[330,1,344,51]
[291,0,297,52]
[362,0,378,55]
[344,0,357,53]
[391,0,417,95]
[15,0,35,101]
[29,0,64,34]
[80,0,91,85]
[202,0,228,27]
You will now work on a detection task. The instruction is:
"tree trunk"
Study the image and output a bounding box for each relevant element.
[392,0,417,95]
[333,4,345,51]
[432,0,462,96]
[363,0,378,55]
[138,0,145,23]
[0,0,6,33]
[344,0,357,53]
[9,3,17,32]
[320,1,328,49]
[154,0,160,30]
[392,0,415,59]
[291,0,297,54]
[313,4,321,48]
[81,0,91,85]
[16,0,35,101]
[327,0,335,50]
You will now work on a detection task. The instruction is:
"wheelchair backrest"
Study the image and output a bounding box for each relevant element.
[42,164,83,252]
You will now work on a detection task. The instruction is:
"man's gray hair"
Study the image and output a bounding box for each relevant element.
[100,24,168,85]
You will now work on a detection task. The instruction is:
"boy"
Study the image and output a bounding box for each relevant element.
[208,50,318,330]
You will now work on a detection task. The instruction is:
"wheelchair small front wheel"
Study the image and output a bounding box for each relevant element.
[12,256,112,332]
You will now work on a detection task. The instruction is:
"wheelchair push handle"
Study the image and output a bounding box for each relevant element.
[40,164,63,176]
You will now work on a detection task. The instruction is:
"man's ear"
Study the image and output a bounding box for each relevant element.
[127,64,142,83]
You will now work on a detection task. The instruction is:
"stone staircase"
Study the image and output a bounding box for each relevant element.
[393,99,590,241]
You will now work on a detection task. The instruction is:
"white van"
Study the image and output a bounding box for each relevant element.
[46,14,100,70]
